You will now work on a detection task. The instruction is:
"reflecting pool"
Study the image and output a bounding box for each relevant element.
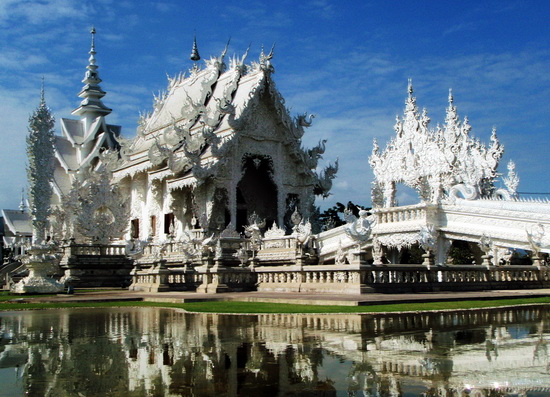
[1,306,550,396]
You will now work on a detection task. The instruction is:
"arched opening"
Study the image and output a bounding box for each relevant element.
[236,154,278,233]
[447,240,478,265]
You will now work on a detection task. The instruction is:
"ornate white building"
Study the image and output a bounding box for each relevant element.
[112,43,337,240]
[4,31,550,294]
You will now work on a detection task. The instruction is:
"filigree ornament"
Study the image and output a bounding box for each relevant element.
[296,113,315,127]
[316,159,339,198]
[503,160,520,197]
[377,232,419,251]
[264,223,286,239]
[74,167,130,245]
[113,45,336,242]
[370,82,507,207]
[27,90,55,244]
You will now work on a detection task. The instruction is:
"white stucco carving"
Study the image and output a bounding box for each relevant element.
[369,81,506,207]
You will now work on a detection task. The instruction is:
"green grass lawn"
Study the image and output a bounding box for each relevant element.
[1,294,550,314]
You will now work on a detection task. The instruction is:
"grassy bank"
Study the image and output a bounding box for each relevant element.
[1,294,550,314]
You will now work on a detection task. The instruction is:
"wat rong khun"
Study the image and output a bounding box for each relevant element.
[2,31,550,295]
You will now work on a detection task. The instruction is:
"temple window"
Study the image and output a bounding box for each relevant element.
[150,215,157,236]
[164,213,175,234]
[131,219,140,239]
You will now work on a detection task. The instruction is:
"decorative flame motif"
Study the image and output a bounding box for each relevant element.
[369,81,505,207]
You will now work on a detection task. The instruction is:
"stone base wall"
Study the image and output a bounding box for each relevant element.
[130,262,550,294]
[60,245,134,288]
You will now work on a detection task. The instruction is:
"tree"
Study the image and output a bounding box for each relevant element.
[318,201,370,231]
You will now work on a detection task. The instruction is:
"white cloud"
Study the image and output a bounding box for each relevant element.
[0,0,91,26]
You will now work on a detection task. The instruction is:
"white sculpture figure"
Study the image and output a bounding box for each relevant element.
[526,224,545,266]
[244,213,264,261]
[372,237,383,265]
[234,243,249,267]
[418,224,438,267]
[12,84,64,294]
[124,238,148,259]
[479,234,493,267]
[295,220,312,247]
[496,247,513,266]
[200,233,217,255]
[369,81,505,207]
[290,207,302,233]
[335,240,347,265]
[175,231,200,262]
[345,209,375,243]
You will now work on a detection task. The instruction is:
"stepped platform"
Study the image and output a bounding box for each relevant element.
[5,288,550,308]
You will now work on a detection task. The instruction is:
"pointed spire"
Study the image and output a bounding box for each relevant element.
[448,88,453,104]
[40,76,46,107]
[19,188,27,213]
[190,33,200,62]
[72,26,112,118]
[407,78,413,97]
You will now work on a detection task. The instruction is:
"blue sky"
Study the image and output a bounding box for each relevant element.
[1,0,549,211]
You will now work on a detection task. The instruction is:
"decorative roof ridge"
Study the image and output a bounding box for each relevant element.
[1,210,20,234]
[53,149,72,173]
[81,116,106,144]
[80,132,107,169]
[60,118,79,145]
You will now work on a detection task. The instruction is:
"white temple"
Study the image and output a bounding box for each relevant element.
[2,29,550,293]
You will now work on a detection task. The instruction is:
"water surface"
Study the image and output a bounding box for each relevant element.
[1,306,549,396]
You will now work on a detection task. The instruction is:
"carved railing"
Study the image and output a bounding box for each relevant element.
[259,236,300,250]
[255,264,550,294]
[130,261,550,294]
[62,244,126,256]
[374,204,429,225]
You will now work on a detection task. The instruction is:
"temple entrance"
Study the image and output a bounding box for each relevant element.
[236,154,278,233]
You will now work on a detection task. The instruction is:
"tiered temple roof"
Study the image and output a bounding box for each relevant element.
[112,44,334,198]
[52,28,121,202]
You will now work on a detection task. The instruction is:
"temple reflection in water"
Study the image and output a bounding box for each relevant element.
[1,306,549,396]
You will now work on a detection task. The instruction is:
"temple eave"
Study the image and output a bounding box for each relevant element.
[71,104,112,117]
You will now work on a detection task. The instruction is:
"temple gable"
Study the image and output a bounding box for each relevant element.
[112,45,338,240]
